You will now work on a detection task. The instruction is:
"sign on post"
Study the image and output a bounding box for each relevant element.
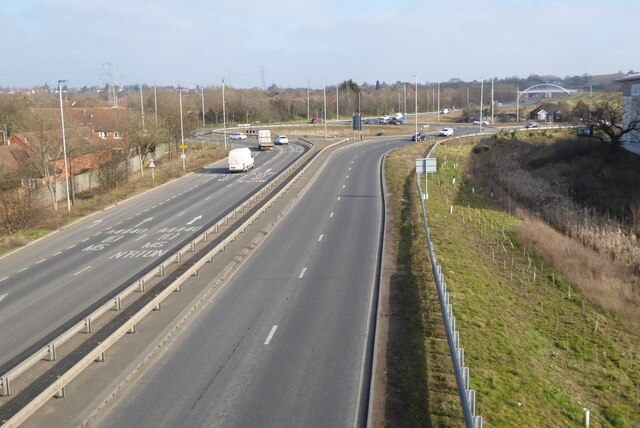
[415,157,437,200]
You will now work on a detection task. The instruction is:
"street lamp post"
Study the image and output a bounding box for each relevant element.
[222,78,227,149]
[57,80,72,212]
[179,89,186,171]
[412,75,418,141]
[479,78,484,133]
[323,79,328,140]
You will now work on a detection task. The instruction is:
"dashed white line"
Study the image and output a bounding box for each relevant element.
[135,233,149,241]
[337,196,341,201]
[346,175,349,179]
[73,266,92,277]
[299,267,307,279]
[36,259,46,265]
[67,244,77,249]
[0,277,8,283]
[81,238,89,243]
[0,293,7,304]
[318,234,324,242]
[17,267,29,273]
[342,185,346,189]
[264,325,278,345]
[52,251,62,257]
[126,217,133,221]
[330,212,334,218]
[177,211,185,217]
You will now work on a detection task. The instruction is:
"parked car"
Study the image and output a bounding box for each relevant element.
[525,122,540,129]
[388,118,403,125]
[473,120,490,126]
[577,125,592,136]
[439,128,454,136]
[274,135,289,145]
[230,133,247,140]
[412,132,427,141]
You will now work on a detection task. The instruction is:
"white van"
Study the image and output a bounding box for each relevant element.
[228,147,254,172]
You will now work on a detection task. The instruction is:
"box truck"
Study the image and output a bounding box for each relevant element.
[228,147,254,172]
[257,130,274,151]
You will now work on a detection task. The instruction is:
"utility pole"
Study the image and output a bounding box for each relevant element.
[201,87,206,126]
[58,80,72,212]
[154,85,158,126]
[336,84,339,121]
[479,78,484,132]
[403,83,407,114]
[139,84,145,130]
[491,78,495,124]
[437,82,441,123]
[307,83,310,123]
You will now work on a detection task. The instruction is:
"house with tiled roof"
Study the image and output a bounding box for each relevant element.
[529,103,562,122]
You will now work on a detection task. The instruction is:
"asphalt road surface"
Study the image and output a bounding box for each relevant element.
[96,137,408,428]
[0,143,303,370]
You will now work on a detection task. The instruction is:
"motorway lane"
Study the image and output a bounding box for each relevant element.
[96,137,407,428]
[0,143,303,369]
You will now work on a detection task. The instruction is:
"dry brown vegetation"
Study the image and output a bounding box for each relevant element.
[469,132,640,333]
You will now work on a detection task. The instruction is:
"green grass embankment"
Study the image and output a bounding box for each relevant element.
[385,139,640,427]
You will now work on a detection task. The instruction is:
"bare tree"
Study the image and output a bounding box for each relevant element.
[577,100,640,148]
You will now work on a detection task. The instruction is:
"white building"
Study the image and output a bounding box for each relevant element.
[618,74,640,146]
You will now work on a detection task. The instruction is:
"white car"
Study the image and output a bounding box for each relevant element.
[274,135,289,145]
[229,133,247,140]
[439,128,454,136]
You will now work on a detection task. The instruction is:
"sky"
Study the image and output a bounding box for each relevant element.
[2,0,638,89]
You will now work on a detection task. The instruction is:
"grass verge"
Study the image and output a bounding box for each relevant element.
[385,139,640,427]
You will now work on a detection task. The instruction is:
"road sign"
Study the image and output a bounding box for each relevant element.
[415,158,437,174]
[148,160,156,168]
[179,145,188,149]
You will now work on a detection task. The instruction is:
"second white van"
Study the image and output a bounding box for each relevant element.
[228,147,254,172]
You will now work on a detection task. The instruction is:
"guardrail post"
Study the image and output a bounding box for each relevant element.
[95,352,105,362]
[154,302,161,311]
[128,324,136,334]
[203,231,208,242]
[48,343,56,361]
[176,252,182,263]
[464,366,470,390]
[191,241,196,252]
[138,279,145,292]
[158,264,165,276]
[474,416,483,428]
[54,386,65,399]
[458,348,465,370]
[468,389,476,416]
[1,376,10,396]
[85,317,92,334]
[191,269,199,277]
[113,297,121,311]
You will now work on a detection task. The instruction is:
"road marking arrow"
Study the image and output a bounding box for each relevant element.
[135,217,154,227]
[186,215,203,225]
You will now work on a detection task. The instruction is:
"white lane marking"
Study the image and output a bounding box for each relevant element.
[52,251,62,257]
[87,220,103,229]
[17,267,29,273]
[0,293,7,304]
[73,266,92,277]
[176,211,185,217]
[0,277,8,283]
[337,197,341,201]
[186,215,203,225]
[349,167,352,171]
[330,212,334,218]
[136,217,153,227]
[81,238,89,243]
[346,175,349,179]
[67,244,77,249]
[264,325,278,345]
[226,183,233,188]
[36,259,46,265]
[299,267,307,279]
[135,233,148,241]
[318,234,324,242]
[126,216,133,220]
[342,185,346,189]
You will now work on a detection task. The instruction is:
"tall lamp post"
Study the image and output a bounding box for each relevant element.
[323,79,328,140]
[58,80,72,212]
[222,78,227,149]
[479,78,484,133]
[412,75,418,140]
[179,89,186,171]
